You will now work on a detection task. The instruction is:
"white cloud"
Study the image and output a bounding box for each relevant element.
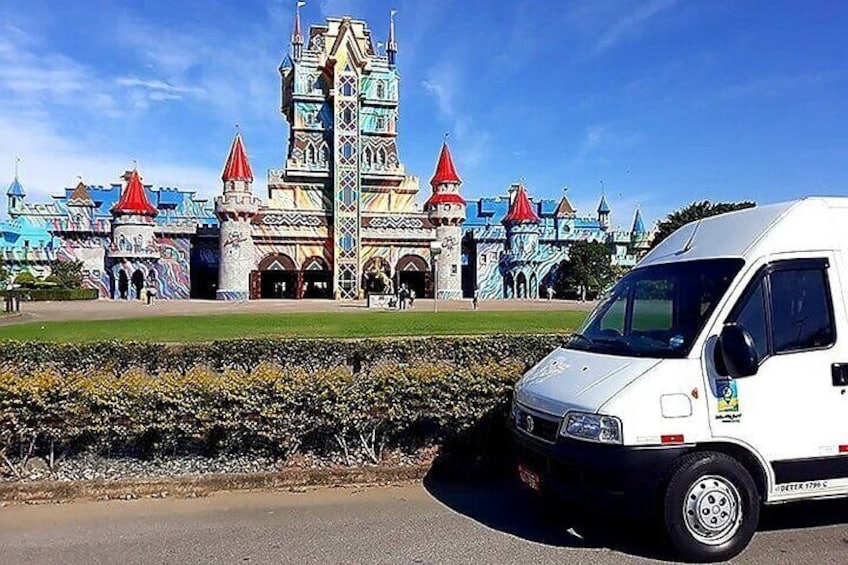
[595,0,676,53]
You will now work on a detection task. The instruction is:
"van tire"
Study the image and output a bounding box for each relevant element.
[662,451,760,562]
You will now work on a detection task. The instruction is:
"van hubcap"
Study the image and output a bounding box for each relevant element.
[683,475,742,545]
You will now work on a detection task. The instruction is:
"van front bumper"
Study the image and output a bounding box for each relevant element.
[512,427,689,517]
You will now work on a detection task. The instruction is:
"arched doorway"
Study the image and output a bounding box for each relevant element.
[503,273,514,299]
[258,253,298,299]
[529,273,538,299]
[131,269,145,299]
[301,256,332,298]
[362,257,392,295]
[118,270,129,299]
[516,272,527,299]
[396,255,429,299]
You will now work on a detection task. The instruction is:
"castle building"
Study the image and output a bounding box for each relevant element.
[0,11,650,301]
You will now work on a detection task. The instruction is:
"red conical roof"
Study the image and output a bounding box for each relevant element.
[113,169,157,217]
[429,142,462,186]
[222,132,254,182]
[503,184,539,224]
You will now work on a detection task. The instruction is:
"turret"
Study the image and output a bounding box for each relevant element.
[6,158,25,216]
[292,1,304,62]
[425,141,465,299]
[597,193,611,231]
[215,130,261,300]
[631,207,650,251]
[502,183,542,299]
[387,10,398,68]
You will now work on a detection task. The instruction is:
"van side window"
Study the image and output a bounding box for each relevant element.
[770,269,834,353]
[600,291,627,334]
[733,279,768,362]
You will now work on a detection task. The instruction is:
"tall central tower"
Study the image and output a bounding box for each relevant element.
[275,9,406,300]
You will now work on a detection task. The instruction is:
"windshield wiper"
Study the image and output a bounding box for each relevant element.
[568,332,594,345]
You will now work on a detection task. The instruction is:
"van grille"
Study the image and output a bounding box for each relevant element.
[515,407,560,443]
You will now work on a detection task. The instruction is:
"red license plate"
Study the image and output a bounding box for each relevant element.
[518,465,541,491]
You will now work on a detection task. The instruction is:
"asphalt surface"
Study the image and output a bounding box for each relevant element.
[1,479,847,564]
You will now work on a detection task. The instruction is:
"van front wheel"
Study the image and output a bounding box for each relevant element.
[662,452,760,562]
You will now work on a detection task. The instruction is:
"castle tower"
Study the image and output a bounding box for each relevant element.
[597,193,611,231]
[6,160,25,217]
[502,183,542,299]
[425,141,466,300]
[109,168,159,298]
[67,179,96,219]
[276,14,410,300]
[631,207,650,252]
[215,131,261,301]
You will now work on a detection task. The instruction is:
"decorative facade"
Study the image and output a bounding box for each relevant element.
[0,11,651,301]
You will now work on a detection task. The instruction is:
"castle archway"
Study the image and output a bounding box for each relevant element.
[516,272,527,299]
[529,273,539,299]
[396,254,430,299]
[118,270,129,299]
[301,256,331,299]
[258,253,298,299]
[131,269,145,300]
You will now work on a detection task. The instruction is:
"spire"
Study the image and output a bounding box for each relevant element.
[113,168,157,217]
[292,1,305,61]
[387,10,398,67]
[597,193,610,214]
[222,130,254,182]
[632,207,646,234]
[430,140,461,186]
[555,195,576,217]
[503,183,540,224]
[7,157,24,197]
[67,179,95,207]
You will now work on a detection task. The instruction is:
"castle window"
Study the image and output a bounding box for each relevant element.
[363,147,373,167]
[376,80,385,99]
[340,82,354,97]
[321,142,330,163]
[342,108,354,125]
[307,143,317,165]
[376,116,385,131]
[377,147,386,167]
[341,142,354,159]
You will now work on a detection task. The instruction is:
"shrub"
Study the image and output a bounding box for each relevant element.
[13,271,37,289]
[0,288,98,302]
[0,360,525,463]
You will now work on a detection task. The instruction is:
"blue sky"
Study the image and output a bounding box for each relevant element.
[1,0,846,231]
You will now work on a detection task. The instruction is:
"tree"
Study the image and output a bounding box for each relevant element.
[555,241,618,299]
[650,200,755,250]
[49,259,84,288]
[14,271,37,288]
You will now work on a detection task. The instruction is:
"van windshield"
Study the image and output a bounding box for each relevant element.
[567,258,744,358]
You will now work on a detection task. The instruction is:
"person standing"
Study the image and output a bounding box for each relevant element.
[546,285,553,301]
[409,288,416,308]
[472,287,479,310]
[146,281,157,305]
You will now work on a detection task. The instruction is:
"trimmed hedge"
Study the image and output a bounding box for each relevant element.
[0,336,566,466]
[1,288,98,301]
[0,335,565,375]
[0,361,525,463]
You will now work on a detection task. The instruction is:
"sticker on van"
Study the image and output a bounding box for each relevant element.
[716,379,739,412]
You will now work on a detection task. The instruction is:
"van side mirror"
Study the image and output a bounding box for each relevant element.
[718,323,759,378]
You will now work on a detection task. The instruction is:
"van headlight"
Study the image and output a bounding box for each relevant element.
[561,412,623,444]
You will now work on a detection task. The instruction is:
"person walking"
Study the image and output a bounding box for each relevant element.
[409,288,416,308]
[472,287,479,310]
[546,285,553,301]
[146,281,157,305]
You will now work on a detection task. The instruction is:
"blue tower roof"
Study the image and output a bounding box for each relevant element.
[597,194,610,214]
[632,208,646,234]
[6,177,24,197]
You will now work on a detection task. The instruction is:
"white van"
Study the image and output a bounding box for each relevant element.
[512,198,848,562]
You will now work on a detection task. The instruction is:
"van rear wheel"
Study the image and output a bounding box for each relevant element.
[662,452,760,562]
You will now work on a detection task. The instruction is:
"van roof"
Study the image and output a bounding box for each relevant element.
[639,197,848,268]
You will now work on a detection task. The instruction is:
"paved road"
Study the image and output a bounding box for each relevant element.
[2,479,847,564]
[0,297,596,326]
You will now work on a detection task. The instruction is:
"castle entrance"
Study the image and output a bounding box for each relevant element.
[396,255,431,299]
[118,270,129,299]
[131,269,145,300]
[301,256,332,299]
[258,253,298,299]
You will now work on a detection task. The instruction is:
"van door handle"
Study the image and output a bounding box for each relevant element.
[831,364,848,387]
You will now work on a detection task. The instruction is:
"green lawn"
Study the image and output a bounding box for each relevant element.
[0,310,588,343]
